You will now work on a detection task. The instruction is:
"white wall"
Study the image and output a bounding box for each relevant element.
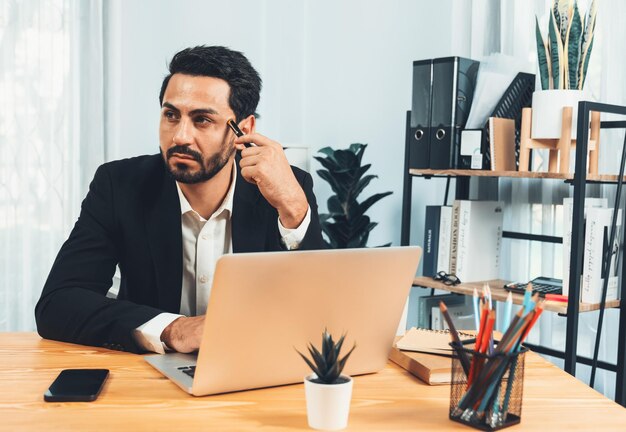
[104,0,471,248]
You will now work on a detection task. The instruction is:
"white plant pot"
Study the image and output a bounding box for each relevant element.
[304,374,353,431]
[531,89,588,139]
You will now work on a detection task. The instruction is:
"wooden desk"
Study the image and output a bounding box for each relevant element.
[1,333,624,431]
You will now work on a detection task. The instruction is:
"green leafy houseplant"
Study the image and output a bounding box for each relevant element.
[314,143,393,248]
[535,0,598,90]
[297,329,356,385]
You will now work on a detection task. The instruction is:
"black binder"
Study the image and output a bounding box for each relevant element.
[429,57,479,169]
[409,59,433,169]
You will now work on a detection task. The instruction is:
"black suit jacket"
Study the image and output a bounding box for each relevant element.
[35,154,325,353]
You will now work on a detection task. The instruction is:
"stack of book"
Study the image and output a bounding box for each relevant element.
[423,200,504,283]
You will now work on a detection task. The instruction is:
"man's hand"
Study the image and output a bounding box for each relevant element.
[235,133,308,228]
[160,316,205,353]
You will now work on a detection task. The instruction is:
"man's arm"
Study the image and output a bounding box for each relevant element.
[235,133,326,251]
[35,164,164,353]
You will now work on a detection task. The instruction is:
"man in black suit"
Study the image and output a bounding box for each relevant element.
[35,46,325,354]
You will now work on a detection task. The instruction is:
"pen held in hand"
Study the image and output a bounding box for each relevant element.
[227,118,253,148]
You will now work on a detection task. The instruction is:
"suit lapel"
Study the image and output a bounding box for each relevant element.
[144,168,183,314]
[232,159,267,253]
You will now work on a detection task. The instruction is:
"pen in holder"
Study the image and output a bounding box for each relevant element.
[449,339,527,431]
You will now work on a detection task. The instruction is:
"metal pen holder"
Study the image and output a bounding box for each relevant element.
[448,339,527,431]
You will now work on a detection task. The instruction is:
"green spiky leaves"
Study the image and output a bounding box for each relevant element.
[535,0,597,90]
[297,329,356,385]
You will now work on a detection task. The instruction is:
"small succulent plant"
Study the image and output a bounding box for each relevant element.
[297,329,356,385]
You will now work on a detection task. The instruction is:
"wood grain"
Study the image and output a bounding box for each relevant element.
[1,333,624,431]
[412,276,621,314]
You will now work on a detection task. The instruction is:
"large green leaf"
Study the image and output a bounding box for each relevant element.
[352,174,378,202]
[326,195,344,216]
[349,143,366,156]
[323,223,350,248]
[566,3,582,89]
[334,149,359,169]
[316,170,347,198]
[351,192,393,221]
[352,143,367,164]
[313,156,340,172]
[317,147,337,159]
[548,9,562,89]
[535,16,550,90]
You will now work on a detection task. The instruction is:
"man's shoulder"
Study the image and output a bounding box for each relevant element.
[100,154,162,175]
[92,154,167,199]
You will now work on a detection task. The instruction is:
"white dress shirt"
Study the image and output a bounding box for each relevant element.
[133,161,311,353]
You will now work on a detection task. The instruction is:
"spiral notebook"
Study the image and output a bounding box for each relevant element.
[395,327,473,356]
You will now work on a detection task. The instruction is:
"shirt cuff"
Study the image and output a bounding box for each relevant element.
[133,312,183,354]
[278,205,311,250]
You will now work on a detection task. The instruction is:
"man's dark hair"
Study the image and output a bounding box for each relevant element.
[159,46,262,121]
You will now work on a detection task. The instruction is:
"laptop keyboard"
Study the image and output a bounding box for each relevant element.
[178,365,196,378]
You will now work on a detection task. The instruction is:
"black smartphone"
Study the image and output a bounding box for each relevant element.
[44,369,109,402]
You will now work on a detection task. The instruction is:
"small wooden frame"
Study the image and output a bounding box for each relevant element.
[519,106,601,174]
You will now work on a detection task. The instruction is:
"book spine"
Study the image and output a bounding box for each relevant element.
[437,206,453,274]
[562,198,573,297]
[422,206,441,277]
[449,201,461,275]
[455,201,471,282]
[582,208,606,304]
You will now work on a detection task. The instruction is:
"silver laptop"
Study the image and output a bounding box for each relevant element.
[144,246,422,396]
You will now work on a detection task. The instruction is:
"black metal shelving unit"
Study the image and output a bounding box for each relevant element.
[400,101,626,407]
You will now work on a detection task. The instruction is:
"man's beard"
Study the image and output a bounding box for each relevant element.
[162,143,235,184]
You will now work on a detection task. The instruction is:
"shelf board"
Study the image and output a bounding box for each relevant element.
[412,276,620,314]
[409,169,626,183]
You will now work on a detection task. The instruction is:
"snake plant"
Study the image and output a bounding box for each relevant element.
[535,0,597,90]
[297,329,356,385]
[314,143,392,248]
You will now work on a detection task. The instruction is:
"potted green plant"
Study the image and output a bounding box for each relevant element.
[314,143,392,248]
[532,0,598,139]
[297,329,356,431]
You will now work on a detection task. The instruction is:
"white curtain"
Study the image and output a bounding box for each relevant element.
[0,0,104,331]
[467,0,626,399]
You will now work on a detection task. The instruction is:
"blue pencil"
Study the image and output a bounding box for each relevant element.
[522,283,533,314]
[502,291,512,332]
[473,288,480,331]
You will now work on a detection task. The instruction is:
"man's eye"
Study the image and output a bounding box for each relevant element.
[194,116,211,125]
[164,111,177,120]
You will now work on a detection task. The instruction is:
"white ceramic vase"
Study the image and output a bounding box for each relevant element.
[531,89,588,139]
[304,374,353,431]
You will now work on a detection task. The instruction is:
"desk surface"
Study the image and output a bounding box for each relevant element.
[1,333,625,431]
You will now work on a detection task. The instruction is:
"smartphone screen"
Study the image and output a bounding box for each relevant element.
[44,369,109,402]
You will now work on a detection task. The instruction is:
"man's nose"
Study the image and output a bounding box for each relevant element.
[172,118,194,145]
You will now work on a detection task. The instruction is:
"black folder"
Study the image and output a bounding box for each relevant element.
[409,59,433,169]
[429,57,479,169]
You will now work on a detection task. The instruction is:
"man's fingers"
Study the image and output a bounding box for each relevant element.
[238,154,262,168]
[234,132,280,148]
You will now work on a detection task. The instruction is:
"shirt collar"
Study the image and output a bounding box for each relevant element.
[176,159,237,221]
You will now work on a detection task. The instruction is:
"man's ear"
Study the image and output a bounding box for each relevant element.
[240,115,256,134]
